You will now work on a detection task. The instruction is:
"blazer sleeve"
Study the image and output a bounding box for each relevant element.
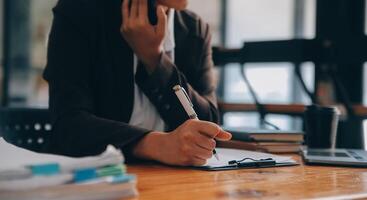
[135,22,219,130]
[43,2,150,159]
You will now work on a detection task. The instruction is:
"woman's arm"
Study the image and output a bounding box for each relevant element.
[134,19,219,130]
[44,0,230,166]
[44,2,151,159]
[120,0,218,130]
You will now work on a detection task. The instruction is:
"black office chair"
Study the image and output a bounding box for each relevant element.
[0,108,52,153]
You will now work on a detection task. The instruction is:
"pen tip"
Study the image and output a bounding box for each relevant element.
[214,153,220,161]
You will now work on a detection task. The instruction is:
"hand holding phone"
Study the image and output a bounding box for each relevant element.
[121,0,167,73]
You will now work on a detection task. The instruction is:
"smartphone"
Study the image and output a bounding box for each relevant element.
[147,0,158,25]
[128,0,157,25]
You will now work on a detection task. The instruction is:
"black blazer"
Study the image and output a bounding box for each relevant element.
[43,0,219,160]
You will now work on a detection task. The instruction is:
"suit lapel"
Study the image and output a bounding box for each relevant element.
[174,11,202,76]
[174,11,189,68]
[104,0,134,122]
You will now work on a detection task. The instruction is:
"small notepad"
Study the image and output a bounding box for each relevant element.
[196,148,298,171]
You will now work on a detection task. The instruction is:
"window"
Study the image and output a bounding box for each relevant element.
[187,0,222,45]
[224,112,298,130]
[221,0,316,129]
[225,63,294,103]
[28,0,57,106]
[226,0,294,47]
[304,0,316,39]
[298,62,315,105]
[3,0,57,107]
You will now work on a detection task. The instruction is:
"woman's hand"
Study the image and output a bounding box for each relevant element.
[133,120,232,166]
[121,0,167,74]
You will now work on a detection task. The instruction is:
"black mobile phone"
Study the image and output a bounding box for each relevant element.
[128,0,157,25]
[147,0,158,25]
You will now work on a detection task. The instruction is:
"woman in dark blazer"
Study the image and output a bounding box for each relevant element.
[43,0,231,166]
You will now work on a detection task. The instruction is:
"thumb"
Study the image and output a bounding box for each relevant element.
[215,130,232,141]
[156,6,167,37]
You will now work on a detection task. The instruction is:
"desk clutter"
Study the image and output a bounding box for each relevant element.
[220,126,304,153]
[0,138,138,200]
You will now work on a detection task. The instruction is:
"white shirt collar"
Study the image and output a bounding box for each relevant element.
[163,9,175,53]
[129,10,175,132]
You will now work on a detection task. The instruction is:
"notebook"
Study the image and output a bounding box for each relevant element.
[222,126,304,143]
[218,140,302,153]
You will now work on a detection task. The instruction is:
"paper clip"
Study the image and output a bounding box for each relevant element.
[228,158,276,168]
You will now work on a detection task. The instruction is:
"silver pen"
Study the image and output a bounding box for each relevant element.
[173,85,220,161]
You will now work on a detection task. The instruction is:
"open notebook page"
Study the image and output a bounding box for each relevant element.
[204,148,296,168]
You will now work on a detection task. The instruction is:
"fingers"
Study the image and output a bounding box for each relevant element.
[191,158,207,166]
[193,145,213,160]
[130,0,139,18]
[184,120,218,138]
[184,131,215,161]
[216,130,232,141]
[191,120,232,141]
[122,0,130,25]
[194,133,216,151]
[122,0,150,29]
[171,120,232,166]
[156,5,167,36]
[190,120,223,138]
[138,0,148,22]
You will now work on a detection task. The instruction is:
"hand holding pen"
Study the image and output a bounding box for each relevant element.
[133,85,231,166]
[173,85,232,161]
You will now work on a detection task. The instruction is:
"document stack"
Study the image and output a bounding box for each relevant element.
[0,138,138,200]
[220,127,305,153]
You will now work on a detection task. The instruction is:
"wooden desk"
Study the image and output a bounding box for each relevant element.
[128,156,367,200]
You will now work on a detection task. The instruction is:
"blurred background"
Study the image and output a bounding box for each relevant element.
[1,0,367,148]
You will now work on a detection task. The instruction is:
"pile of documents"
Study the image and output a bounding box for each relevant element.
[0,138,138,200]
[221,127,304,153]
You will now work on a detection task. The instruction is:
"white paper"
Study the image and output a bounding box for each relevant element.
[0,138,124,181]
[205,148,296,168]
[0,139,137,199]
[0,173,74,191]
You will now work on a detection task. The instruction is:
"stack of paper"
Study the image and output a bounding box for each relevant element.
[0,138,138,200]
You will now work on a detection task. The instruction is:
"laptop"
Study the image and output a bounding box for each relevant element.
[302,148,367,167]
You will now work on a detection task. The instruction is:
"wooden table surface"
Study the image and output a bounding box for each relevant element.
[127,156,367,200]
